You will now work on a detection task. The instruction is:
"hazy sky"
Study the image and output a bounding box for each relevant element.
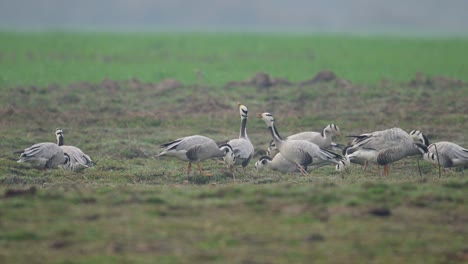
[1,0,467,34]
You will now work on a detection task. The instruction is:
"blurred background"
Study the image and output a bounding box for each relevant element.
[0,0,467,35]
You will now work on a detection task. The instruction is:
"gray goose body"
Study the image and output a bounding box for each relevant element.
[267,124,340,157]
[224,103,255,169]
[424,141,468,168]
[16,129,66,169]
[60,145,94,172]
[346,127,427,175]
[158,135,225,176]
[257,112,342,175]
[255,152,346,174]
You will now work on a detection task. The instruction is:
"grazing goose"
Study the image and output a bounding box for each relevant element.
[345,127,428,176]
[257,112,342,175]
[267,123,341,157]
[16,129,67,169]
[255,152,347,174]
[223,103,255,173]
[335,156,351,174]
[158,135,226,176]
[255,154,300,173]
[423,141,468,169]
[53,129,94,172]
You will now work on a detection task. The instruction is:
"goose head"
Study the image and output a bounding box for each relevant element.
[409,130,430,146]
[254,155,272,171]
[238,103,248,118]
[324,124,341,136]
[335,156,350,173]
[423,152,437,165]
[55,128,64,146]
[257,112,274,127]
[219,144,236,165]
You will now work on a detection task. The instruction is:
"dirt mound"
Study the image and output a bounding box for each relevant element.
[299,70,337,87]
[224,72,292,89]
[409,72,465,88]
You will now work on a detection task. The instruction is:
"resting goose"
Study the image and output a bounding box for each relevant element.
[257,112,342,175]
[223,103,255,172]
[346,127,428,176]
[158,135,226,176]
[423,141,468,169]
[53,129,94,172]
[16,129,67,169]
[267,123,341,157]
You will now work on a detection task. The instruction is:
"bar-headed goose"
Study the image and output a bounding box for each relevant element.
[223,103,255,172]
[16,128,67,169]
[423,141,468,169]
[53,129,94,172]
[255,154,300,173]
[267,123,341,157]
[257,112,342,175]
[255,152,348,174]
[158,135,226,176]
[345,127,428,176]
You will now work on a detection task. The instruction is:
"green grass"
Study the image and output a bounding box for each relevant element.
[1,32,467,86]
[0,32,467,263]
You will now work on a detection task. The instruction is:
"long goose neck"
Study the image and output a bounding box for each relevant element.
[239,117,248,139]
[57,135,64,146]
[268,122,283,147]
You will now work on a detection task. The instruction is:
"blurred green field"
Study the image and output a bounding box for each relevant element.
[1,32,468,86]
[0,32,467,263]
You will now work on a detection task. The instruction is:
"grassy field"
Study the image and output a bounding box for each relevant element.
[0,32,467,263]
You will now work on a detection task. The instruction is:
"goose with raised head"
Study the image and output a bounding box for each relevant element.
[223,103,255,173]
[158,135,226,176]
[257,112,342,175]
[423,141,468,169]
[345,127,428,176]
[53,129,94,172]
[16,128,67,169]
[267,123,341,157]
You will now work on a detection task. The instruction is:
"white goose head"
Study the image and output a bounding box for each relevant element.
[219,144,236,166]
[55,128,64,146]
[254,156,272,171]
[409,130,430,146]
[238,103,248,118]
[324,124,341,136]
[257,112,274,127]
[423,152,437,164]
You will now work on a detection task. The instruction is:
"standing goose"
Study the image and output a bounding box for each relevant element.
[257,112,342,175]
[223,103,255,174]
[267,123,341,157]
[54,129,94,172]
[16,129,67,169]
[158,135,226,176]
[423,142,468,169]
[345,127,428,176]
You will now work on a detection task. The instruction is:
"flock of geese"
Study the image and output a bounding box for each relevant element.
[15,103,468,177]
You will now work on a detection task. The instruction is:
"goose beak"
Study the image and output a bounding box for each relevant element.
[256,113,263,118]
